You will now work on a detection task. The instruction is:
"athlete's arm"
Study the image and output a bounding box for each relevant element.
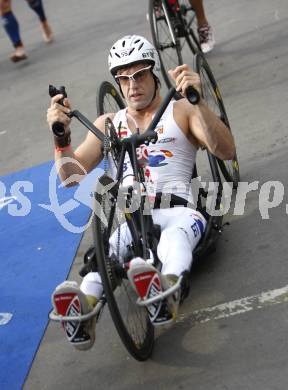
[169,64,236,160]
[47,94,114,186]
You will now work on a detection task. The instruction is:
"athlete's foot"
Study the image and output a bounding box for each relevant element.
[52,281,97,351]
[10,46,27,62]
[127,258,180,326]
[198,23,215,53]
[41,21,53,43]
[160,274,180,323]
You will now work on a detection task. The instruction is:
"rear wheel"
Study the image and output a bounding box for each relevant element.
[96,81,125,116]
[195,53,240,188]
[193,150,224,261]
[93,175,154,361]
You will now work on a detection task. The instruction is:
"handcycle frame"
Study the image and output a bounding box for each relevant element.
[49,86,224,324]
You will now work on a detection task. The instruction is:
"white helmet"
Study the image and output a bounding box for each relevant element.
[108,35,161,78]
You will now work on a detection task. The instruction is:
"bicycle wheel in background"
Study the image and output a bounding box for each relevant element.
[195,53,240,188]
[92,175,154,361]
[148,0,199,89]
[178,0,201,51]
[96,81,125,116]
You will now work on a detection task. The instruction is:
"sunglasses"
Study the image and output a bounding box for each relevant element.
[115,65,152,84]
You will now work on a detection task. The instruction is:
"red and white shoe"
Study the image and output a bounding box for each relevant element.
[51,281,96,350]
[127,258,179,326]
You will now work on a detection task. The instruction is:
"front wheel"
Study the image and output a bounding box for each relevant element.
[92,175,154,361]
[195,53,240,188]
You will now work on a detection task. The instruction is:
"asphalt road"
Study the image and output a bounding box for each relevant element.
[1,0,288,389]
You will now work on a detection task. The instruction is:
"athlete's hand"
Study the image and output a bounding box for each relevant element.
[168,64,201,98]
[47,94,72,134]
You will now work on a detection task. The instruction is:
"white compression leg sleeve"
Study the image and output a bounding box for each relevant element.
[80,208,206,296]
[80,272,103,299]
[155,208,207,276]
[80,222,132,299]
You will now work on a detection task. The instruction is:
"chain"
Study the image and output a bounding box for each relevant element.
[103,118,110,175]
[104,118,121,262]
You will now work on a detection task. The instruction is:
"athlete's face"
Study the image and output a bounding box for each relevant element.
[115,63,156,110]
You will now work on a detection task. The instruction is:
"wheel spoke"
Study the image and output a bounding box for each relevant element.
[94,186,154,360]
[94,82,153,359]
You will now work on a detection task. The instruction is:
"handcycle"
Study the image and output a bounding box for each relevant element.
[148,0,241,188]
[49,81,225,361]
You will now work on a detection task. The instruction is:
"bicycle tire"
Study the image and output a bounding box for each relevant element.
[148,0,199,89]
[178,0,201,52]
[92,175,154,361]
[96,81,125,116]
[195,53,240,188]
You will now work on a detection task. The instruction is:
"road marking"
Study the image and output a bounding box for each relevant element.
[0,313,13,325]
[178,285,288,325]
[0,131,7,136]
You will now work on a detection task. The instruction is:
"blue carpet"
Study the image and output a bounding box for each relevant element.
[0,161,103,390]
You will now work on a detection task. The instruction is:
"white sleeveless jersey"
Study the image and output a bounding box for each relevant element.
[109,101,197,200]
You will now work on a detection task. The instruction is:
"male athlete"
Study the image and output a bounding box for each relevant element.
[47,35,235,350]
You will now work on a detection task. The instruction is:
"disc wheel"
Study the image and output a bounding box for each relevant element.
[93,175,154,361]
[195,53,240,188]
[148,0,199,89]
[96,81,125,116]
